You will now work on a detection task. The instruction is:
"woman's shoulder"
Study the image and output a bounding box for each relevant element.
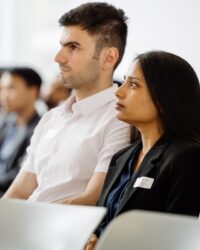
[110,141,140,164]
[165,137,200,166]
[169,137,200,154]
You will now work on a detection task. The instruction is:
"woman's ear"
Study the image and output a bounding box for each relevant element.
[101,47,119,70]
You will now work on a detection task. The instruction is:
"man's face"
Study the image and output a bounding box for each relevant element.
[54,26,101,91]
[0,81,2,109]
[0,73,34,113]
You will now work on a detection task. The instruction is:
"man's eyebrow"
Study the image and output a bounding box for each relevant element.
[60,41,81,47]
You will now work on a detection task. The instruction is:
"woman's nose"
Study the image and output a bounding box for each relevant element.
[115,83,126,98]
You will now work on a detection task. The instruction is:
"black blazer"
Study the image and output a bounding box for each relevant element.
[0,112,40,194]
[98,135,200,219]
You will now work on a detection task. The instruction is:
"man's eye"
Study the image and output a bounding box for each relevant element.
[70,45,78,50]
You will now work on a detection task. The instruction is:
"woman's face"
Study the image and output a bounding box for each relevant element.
[115,60,159,127]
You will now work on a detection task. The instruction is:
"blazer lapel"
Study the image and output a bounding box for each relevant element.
[100,145,138,205]
[116,135,171,215]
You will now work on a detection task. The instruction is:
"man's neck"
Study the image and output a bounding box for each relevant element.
[75,76,113,101]
[75,85,112,101]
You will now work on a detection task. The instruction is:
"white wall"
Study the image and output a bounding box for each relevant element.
[0,0,199,83]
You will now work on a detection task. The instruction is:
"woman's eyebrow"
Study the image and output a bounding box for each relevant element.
[124,75,142,81]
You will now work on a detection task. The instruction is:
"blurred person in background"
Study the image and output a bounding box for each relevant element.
[0,68,8,125]
[42,76,72,109]
[0,67,42,195]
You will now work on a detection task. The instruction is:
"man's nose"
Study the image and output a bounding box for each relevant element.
[54,48,67,64]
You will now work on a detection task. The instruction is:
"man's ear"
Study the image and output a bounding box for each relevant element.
[101,47,119,70]
[30,86,39,100]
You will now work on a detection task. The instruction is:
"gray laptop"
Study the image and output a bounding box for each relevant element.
[0,199,106,250]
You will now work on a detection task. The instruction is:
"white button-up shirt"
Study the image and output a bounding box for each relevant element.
[22,85,130,202]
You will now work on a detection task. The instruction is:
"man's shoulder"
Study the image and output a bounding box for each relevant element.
[41,104,64,120]
[110,144,133,162]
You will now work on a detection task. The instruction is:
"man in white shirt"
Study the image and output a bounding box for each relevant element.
[3,2,130,205]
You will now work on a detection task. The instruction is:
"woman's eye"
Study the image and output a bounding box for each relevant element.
[129,81,138,88]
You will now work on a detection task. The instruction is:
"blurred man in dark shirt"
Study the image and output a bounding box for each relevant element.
[0,67,42,195]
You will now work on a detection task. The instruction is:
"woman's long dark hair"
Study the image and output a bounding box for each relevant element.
[134,50,200,141]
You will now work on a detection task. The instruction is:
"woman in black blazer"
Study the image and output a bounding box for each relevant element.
[86,50,200,249]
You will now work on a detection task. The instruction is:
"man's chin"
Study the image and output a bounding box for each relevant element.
[3,107,12,113]
[59,76,73,88]
[59,76,68,85]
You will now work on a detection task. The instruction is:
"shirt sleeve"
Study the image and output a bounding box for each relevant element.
[95,115,130,173]
[20,111,51,174]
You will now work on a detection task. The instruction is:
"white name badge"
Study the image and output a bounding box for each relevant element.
[133,177,154,189]
[45,129,59,138]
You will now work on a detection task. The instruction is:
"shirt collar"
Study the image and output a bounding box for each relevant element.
[62,85,118,117]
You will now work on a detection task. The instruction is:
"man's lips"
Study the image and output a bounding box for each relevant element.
[59,66,71,73]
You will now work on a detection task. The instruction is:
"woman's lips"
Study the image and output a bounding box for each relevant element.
[116,102,125,110]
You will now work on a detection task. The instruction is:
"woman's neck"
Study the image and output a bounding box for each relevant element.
[139,122,164,155]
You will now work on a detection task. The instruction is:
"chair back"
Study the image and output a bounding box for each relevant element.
[0,199,106,250]
[95,210,200,250]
